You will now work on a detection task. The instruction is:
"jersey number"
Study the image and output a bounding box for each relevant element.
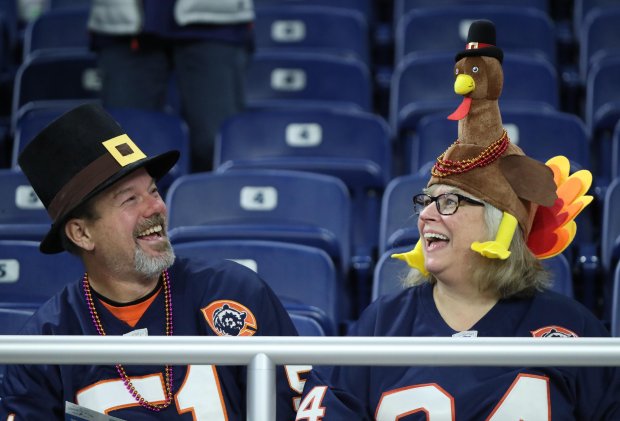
[76,365,227,419]
[297,373,550,421]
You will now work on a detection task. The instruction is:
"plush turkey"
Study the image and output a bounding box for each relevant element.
[394,20,592,274]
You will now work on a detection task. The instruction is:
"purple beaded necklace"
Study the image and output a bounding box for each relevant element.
[82,269,174,412]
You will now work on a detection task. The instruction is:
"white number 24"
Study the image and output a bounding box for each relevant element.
[297,373,550,421]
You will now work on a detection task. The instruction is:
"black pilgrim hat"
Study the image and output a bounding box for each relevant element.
[454,19,503,63]
[18,103,179,254]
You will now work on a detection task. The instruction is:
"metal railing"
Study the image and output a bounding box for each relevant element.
[1,336,620,420]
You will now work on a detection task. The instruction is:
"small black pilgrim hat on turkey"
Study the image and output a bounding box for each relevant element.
[18,103,179,254]
[455,19,504,63]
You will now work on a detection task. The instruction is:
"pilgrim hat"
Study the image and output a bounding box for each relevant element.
[18,103,180,254]
[455,19,504,63]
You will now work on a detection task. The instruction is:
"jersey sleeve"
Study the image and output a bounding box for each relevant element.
[296,367,372,421]
[0,359,64,418]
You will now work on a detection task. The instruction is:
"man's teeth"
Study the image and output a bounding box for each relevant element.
[138,225,162,237]
[424,233,448,241]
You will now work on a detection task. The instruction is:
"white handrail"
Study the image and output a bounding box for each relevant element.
[1,336,620,421]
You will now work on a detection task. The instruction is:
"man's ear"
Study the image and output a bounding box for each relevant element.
[64,218,95,251]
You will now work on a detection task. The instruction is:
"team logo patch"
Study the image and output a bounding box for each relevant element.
[202,300,257,337]
[531,325,578,338]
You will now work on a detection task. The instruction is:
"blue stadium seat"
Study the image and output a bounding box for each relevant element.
[12,106,189,195]
[372,248,574,301]
[602,177,620,320]
[410,108,590,174]
[612,261,620,337]
[585,55,620,180]
[573,0,619,40]
[394,5,556,67]
[0,307,34,334]
[289,311,327,336]
[165,170,352,278]
[390,52,559,137]
[0,169,49,241]
[393,0,549,28]
[255,5,370,66]
[371,246,413,301]
[0,240,84,308]
[245,51,372,112]
[22,6,89,61]
[0,307,35,385]
[612,120,620,181]
[579,7,620,84]
[10,51,100,134]
[215,108,391,270]
[378,173,427,256]
[173,239,340,334]
[254,0,373,24]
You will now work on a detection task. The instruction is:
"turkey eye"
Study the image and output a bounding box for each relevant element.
[472,66,479,73]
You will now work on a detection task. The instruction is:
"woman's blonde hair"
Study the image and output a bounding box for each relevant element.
[403,185,550,298]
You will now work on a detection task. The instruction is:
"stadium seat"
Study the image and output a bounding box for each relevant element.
[394,5,556,67]
[215,108,392,270]
[573,0,619,40]
[371,246,413,301]
[10,51,100,134]
[254,5,370,66]
[410,108,590,174]
[372,248,574,301]
[378,173,427,256]
[612,261,620,337]
[393,0,549,28]
[245,51,372,112]
[0,169,49,241]
[12,106,189,195]
[254,0,373,24]
[22,6,89,61]
[390,52,559,137]
[0,240,84,308]
[601,177,620,320]
[289,311,327,336]
[585,55,620,180]
[611,120,620,181]
[0,307,35,385]
[579,7,620,84]
[173,239,340,334]
[165,170,352,278]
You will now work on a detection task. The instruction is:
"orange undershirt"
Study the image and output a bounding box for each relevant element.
[100,289,161,328]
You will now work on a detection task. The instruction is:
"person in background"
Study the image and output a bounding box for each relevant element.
[88,0,254,172]
[295,20,620,420]
[0,104,303,420]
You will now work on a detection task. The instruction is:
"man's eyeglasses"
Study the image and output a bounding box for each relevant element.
[413,193,485,215]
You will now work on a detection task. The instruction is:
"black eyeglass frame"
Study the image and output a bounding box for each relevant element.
[413,193,485,215]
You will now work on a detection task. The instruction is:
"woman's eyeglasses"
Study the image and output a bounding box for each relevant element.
[413,193,485,215]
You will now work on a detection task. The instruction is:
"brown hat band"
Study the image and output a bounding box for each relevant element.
[47,134,147,221]
[48,153,122,221]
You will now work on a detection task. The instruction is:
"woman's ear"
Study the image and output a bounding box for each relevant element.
[64,218,95,251]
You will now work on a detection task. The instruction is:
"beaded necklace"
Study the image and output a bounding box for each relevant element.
[432,129,510,177]
[82,270,174,412]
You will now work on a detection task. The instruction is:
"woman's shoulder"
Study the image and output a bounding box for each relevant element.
[524,289,609,337]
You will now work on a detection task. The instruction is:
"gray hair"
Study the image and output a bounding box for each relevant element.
[403,185,549,298]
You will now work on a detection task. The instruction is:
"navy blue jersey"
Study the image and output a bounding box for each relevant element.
[1,258,302,420]
[296,283,620,420]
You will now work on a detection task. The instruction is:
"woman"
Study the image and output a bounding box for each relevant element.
[295,19,620,420]
[295,183,619,420]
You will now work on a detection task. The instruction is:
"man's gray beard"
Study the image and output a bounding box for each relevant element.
[134,240,175,278]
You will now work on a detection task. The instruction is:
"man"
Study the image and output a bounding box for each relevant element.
[0,104,302,419]
[89,0,253,172]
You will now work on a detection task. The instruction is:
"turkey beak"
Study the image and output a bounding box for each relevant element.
[454,74,475,95]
